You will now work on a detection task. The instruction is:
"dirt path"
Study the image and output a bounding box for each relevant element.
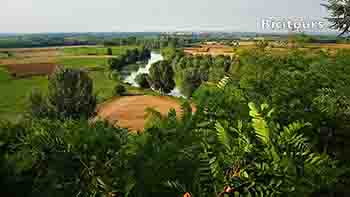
[96,95,194,131]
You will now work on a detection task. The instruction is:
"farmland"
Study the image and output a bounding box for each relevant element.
[184,44,235,56]
[183,41,350,59]
[0,67,48,121]
[2,41,350,122]
[0,45,147,121]
[96,95,194,131]
[5,63,58,77]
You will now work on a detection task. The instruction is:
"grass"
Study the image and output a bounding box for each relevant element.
[58,45,142,70]
[58,57,109,69]
[0,45,164,122]
[89,71,116,102]
[62,46,139,56]
[90,70,157,103]
[0,52,9,58]
[0,67,48,121]
[0,61,111,121]
[0,68,156,121]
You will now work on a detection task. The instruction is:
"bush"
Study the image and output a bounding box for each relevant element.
[0,119,129,197]
[148,60,175,94]
[108,48,151,71]
[109,70,121,82]
[180,68,203,97]
[107,48,113,55]
[29,89,49,118]
[108,57,124,71]
[114,83,127,96]
[30,67,97,120]
[48,68,97,119]
[135,73,150,88]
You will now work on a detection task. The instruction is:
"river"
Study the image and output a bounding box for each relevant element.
[123,52,185,98]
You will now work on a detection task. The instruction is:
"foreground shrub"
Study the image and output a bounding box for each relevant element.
[0,119,129,197]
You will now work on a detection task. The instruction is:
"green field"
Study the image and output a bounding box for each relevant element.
[89,71,116,102]
[58,57,109,69]
[62,45,139,56]
[0,67,48,121]
[0,45,152,121]
[0,52,9,58]
[0,67,153,121]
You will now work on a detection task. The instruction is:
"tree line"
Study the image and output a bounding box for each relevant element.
[103,36,195,49]
[137,47,235,97]
[109,47,151,71]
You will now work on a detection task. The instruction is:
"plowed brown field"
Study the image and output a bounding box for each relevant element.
[96,95,195,131]
[184,44,234,56]
[5,63,58,77]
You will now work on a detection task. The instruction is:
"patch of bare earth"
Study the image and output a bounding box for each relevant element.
[5,63,58,77]
[0,45,99,65]
[184,44,235,57]
[0,48,59,65]
[96,95,195,131]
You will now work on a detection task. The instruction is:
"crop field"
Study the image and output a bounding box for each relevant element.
[5,63,58,77]
[3,42,350,123]
[58,57,109,69]
[62,45,138,56]
[0,67,48,121]
[0,48,59,65]
[184,42,350,57]
[0,45,143,121]
[96,95,195,131]
[184,44,235,56]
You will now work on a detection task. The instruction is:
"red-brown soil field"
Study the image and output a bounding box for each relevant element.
[5,63,58,77]
[184,44,234,56]
[95,95,195,131]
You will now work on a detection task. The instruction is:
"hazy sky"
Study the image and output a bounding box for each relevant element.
[1,0,329,33]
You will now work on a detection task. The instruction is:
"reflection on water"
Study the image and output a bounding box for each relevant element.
[124,53,163,86]
[168,87,185,98]
[124,52,185,98]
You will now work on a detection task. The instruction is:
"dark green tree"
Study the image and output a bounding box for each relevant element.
[180,68,203,97]
[108,57,125,71]
[0,119,130,197]
[135,73,150,88]
[45,67,97,119]
[323,0,350,36]
[114,83,127,96]
[139,46,151,60]
[107,48,113,55]
[29,89,50,118]
[148,60,175,94]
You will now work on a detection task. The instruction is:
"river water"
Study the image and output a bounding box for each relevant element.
[123,52,185,98]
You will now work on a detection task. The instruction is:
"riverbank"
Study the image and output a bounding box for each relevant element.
[123,52,185,98]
